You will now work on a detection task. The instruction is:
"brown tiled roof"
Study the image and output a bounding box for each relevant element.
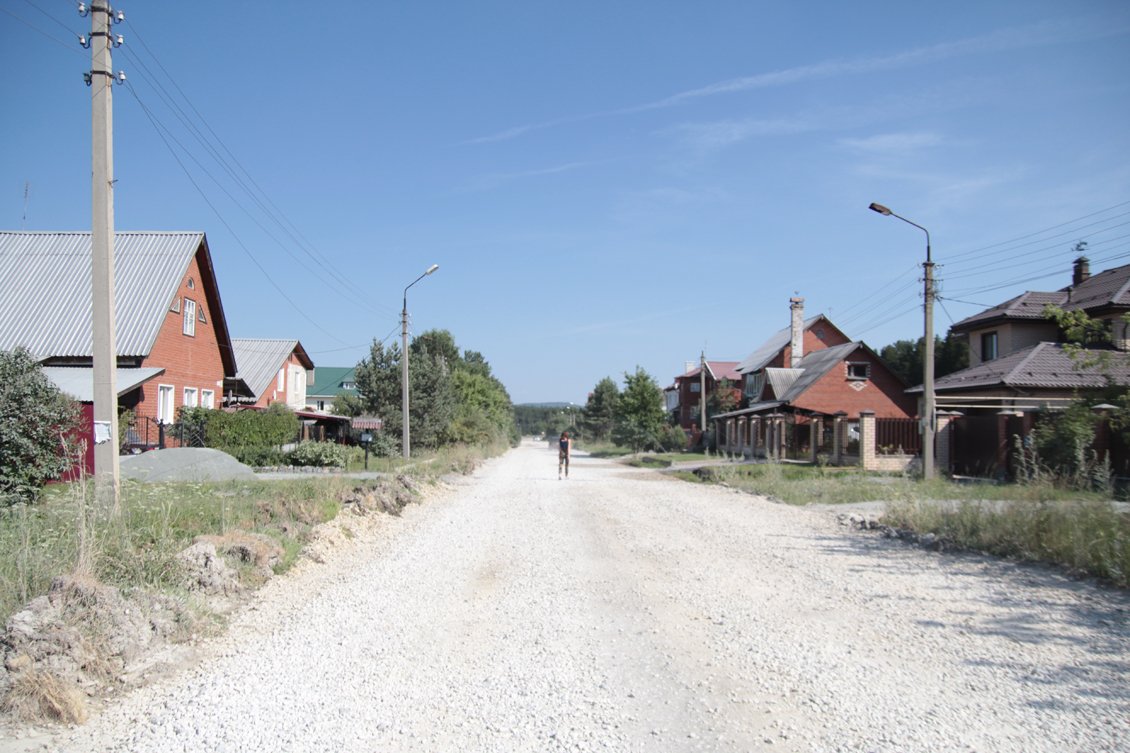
[926,342,1130,393]
[952,263,1130,331]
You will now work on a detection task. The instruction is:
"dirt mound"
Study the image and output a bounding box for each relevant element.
[0,576,196,724]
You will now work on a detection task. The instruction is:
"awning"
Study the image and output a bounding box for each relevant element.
[42,366,165,403]
[711,401,784,421]
[351,416,384,430]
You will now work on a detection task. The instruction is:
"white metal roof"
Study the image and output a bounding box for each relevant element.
[42,366,165,402]
[0,231,206,358]
[231,339,303,400]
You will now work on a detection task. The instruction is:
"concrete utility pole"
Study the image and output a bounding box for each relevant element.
[401,264,439,459]
[87,2,125,509]
[869,202,935,480]
[699,351,707,437]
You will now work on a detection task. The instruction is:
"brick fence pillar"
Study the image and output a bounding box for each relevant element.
[859,410,876,471]
[935,411,958,477]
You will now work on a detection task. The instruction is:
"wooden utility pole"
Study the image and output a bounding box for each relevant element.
[88,3,123,509]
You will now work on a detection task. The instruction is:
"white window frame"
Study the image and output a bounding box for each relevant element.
[183,387,198,408]
[277,368,285,391]
[183,298,197,336]
[157,384,175,424]
[201,389,215,409]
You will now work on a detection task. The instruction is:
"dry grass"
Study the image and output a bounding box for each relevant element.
[2,669,88,724]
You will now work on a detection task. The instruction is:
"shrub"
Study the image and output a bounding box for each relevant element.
[0,349,81,505]
[287,441,348,468]
[657,424,689,452]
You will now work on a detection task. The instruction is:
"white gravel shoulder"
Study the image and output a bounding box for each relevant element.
[34,441,1130,753]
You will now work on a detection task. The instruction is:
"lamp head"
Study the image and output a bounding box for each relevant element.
[425,264,439,275]
[869,202,892,216]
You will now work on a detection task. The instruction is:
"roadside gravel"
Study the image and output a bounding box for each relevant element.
[35,441,1130,752]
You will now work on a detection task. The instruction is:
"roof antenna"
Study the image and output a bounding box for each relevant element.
[21,182,29,230]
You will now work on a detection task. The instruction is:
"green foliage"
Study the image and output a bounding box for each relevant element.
[657,423,689,452]
[879,334,969,386]
[354,330,514,451]
[332,392,366,418]
[286,441,350,468]
[612,367,666,453]
[188,404,299,465]
[1028,402,1102,483]
[582,377,620,441]
[0,348,81,505]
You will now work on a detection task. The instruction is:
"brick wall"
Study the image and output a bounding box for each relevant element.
[135,251,227,424]
[251,351,309,409]
[792,346,916,418]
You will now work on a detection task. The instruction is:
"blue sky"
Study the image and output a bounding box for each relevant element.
[3,1,1129,404]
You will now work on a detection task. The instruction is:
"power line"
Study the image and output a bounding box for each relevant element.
[2,5,81,52]
[943,200,1130,262]
[125,81,349,345]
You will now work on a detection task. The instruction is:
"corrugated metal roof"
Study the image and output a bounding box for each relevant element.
[309,366,358,397]
[231,339,301,400]
[736,315,826,374]
[764,367,804,399]
[0,231,204,358]
[1064,263,1130,311]
[779,342,862,400]
[42,366,165,402]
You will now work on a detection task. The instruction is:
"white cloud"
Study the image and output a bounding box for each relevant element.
[839,132,944,155]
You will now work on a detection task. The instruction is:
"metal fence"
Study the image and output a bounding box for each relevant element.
[875,417,921,455]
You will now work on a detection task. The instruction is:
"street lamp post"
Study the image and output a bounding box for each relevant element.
[402,263,439,459]
[869,202,935,480]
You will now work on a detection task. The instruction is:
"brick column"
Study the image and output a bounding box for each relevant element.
[737,417,748,458]
[832,412,846,464]
[810,417,822,463]
[859,410,876,471]
[934,411,958,477]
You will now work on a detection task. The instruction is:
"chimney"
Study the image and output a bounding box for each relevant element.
[789,296,805,368]
[684,361,696,375]
[1073,256,1090,287]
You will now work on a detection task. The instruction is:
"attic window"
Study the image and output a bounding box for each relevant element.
[187,277,195,290]
[197,306,207,324]
[169,297,181,314]
[183,298,197,336]
[814,327,825,339]
[846,362,870,380]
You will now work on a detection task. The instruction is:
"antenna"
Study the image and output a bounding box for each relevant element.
[21,182,29,229]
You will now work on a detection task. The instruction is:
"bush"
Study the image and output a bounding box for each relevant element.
[0,349,81,505]
[287,441,348,468]
[657,424,689,452]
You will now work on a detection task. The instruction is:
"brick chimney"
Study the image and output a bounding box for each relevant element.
[789,296,805,368]
[1073,256,1090,287]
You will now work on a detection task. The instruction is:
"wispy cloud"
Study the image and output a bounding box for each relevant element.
[466,161,593,191]
[464,17,1129,145]
[839,132,945,155]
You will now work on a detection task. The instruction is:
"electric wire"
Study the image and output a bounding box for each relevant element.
[121,18,394,316]
[125,81,349,346]
[3,5,81,52]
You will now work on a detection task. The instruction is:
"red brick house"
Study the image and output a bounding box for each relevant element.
[714,297,915,459]
[668,360,742,444]
[0,231,246,454]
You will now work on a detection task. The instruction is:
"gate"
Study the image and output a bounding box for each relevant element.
[951,414,1027,478]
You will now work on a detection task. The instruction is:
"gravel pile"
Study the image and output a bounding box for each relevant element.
[119,448,256,483]
[40,442,1130,752]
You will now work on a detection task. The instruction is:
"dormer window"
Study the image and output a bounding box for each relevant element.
[846,362,870,380]
[981,331,998,361]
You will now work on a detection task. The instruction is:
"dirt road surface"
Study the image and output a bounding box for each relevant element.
[27,441,1130,752]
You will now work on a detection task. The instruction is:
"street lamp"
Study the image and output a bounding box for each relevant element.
[402,263,439,459]
[869,202,936,480]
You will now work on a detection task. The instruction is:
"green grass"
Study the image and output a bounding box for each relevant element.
[688,461,1129,586]
[0,441,511,628]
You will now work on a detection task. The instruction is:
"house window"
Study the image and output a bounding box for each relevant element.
[690,382,701,393]
[341,381,355,390]
[316,400,325,411]
[157,384,175,424]
[745,372,765,398]
[186,277,195,290]
[183,299,197,336]
[846,362,870,380]
[201,389,215,409]
[183,387,198,408]
[277,368,285,391]
[981,331,999,361]
[197,306,207,324]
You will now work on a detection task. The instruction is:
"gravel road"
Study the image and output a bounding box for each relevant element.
[38,441,1130,752]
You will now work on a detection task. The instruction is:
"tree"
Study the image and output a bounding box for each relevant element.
[0,348,81,505]
[612,367,666,453]
[582,377,620,441]
[353,339,404,438]
[879,334,968,386]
